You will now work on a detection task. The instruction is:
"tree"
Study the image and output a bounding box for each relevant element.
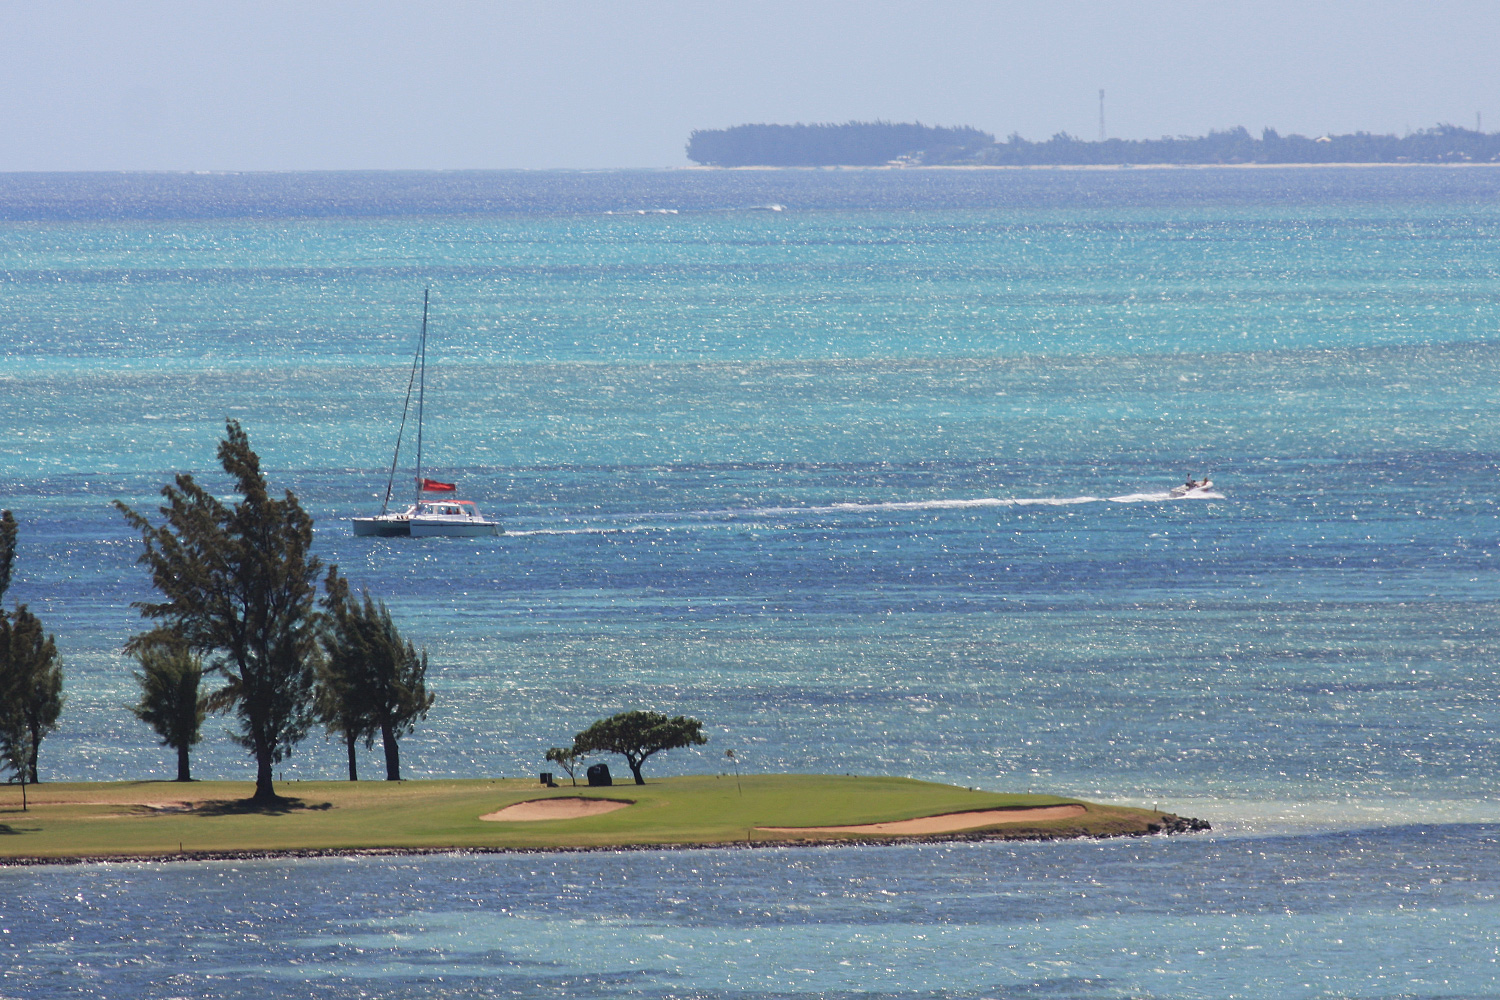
[318,567,433,781]
[0,674,25,808]
[116,420,323,804]
[315,570,375,782]
[0,512,64,792]
[314,633,374,782]
[0,511,21,798]
[0,609,64,787]
[0,615,27,804]
[130,637,206,782]
[544,746,584,786]
[571,711,707,785]
[0,510,16,604]
[8,608,63,784]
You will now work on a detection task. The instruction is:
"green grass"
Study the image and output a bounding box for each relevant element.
[0,774,1186,862]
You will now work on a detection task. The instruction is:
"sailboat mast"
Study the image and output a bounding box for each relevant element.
[414,288,428,500]
[378,296,426,516]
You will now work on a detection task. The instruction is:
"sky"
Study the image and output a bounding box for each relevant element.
[3,0,1499,171]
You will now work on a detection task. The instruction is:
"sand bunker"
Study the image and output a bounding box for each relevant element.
[479,797,633,822]
[758,803,1087,836]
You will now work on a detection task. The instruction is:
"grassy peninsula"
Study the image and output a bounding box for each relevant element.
[0,774,1205,863]
[3,431,1207,867]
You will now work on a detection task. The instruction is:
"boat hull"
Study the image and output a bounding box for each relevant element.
[352,517,411,537]
[408,518,501,538]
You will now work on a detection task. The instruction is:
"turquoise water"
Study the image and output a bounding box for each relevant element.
[3,168,1500,996]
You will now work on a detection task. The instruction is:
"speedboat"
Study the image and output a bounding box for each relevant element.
[1169,479,1214,498]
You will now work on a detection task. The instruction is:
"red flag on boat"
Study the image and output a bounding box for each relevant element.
[420,478,456,492]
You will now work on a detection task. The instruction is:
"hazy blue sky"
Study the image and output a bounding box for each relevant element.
[3,0,1499,171]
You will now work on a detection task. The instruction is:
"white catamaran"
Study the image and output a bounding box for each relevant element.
[352,291,501,538]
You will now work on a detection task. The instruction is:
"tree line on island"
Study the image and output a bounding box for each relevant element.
[687,121,994,167]
[0,421,706,806]
[687,121,1500,167]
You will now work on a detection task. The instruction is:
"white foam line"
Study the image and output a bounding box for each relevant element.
[1110,490,1225,503]
[506,491,1224,536]
[504,525,656,537]
[505,521,746,538]
[697,491,1223,519]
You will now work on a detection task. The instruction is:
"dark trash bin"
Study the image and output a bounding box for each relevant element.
[587,763,612,787]
[540,772,556,787]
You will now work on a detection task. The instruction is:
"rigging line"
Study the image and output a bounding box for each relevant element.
[415,288,428,499]
[379,290,427,515]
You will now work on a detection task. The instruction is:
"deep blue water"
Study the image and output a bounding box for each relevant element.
[3,167,1500,996]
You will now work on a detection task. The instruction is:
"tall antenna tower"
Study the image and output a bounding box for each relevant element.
[1098,89,1106,142]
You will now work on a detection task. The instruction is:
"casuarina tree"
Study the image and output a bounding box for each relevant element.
[314,623,375,781]
[0,611,54,790]
[4,609,63,784]
[117,420,322,804]
[0,511,21,793]
[572,710,706,785]
[0,671,26,807]
[0,511,65,790]
[130,637,207,782]
[318,566,433,781]
[0,510,16,603]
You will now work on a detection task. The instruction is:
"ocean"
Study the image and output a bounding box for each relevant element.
[2,167,1499,997]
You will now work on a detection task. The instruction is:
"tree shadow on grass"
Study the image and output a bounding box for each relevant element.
[191,797,334,817]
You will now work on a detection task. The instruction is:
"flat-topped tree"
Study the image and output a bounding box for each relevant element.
[117,421,322,805]
[572,711,706,785]
[545,746,584,786]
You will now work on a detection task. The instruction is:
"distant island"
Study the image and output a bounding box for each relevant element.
[687,122,994,167]
[686,121,1500,167]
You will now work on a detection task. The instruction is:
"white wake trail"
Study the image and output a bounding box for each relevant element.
[505,490,1222,537]
[505,525,662,537]
[702,490,1223,519]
